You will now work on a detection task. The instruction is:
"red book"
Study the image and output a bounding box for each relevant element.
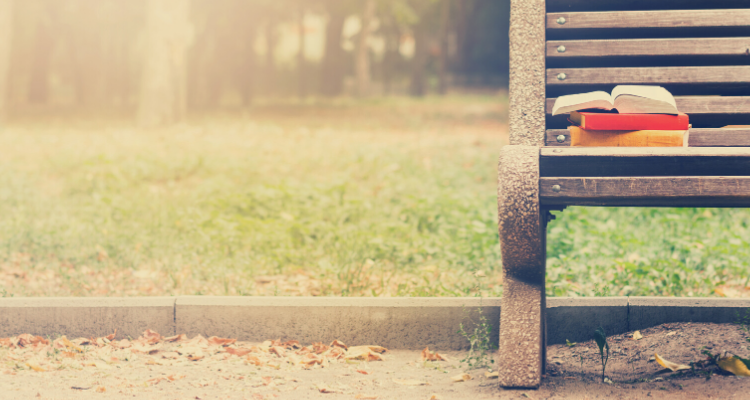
[570,111,689,131]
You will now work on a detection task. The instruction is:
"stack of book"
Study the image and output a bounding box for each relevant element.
[552,86,689,147]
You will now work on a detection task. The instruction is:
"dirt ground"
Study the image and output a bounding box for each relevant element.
[1,322,749,399]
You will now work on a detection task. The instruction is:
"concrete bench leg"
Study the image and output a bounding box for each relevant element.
[497,145,546,388]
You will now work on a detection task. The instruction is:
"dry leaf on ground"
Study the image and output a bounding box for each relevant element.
[25,362,46,372]
[393,379,428,386]
[451,373,472,382]
[316,383,339,393]
[330,339,348,349]
[654,353,690,372]
[429,395,444,400]
[421,347,448,362]
[719,357,750,376]
[484,371,498,379]
[208,336,236,346]
[164,334,186,342]
[632,331,643,340]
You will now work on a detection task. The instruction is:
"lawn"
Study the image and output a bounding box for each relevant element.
[1,94,749,298]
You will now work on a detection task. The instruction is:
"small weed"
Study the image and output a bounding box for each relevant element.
[458,306,497,370]
[594,285,612,297]
[594,327,610,382]
[565,339,577,347]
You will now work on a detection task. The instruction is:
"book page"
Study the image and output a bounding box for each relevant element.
[551,91,613,115]
[612,85,678,114]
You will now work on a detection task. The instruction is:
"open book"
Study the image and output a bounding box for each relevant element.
[552,86,679,116]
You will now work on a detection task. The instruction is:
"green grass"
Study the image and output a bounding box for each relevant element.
[0,94,748,297]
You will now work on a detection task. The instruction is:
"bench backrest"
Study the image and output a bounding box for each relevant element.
[508,0,750,147]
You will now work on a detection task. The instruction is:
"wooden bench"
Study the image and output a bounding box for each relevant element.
[497,0,750,388]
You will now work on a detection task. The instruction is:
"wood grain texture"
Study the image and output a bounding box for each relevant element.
[547,38,750,58]
[547,66,750,85]
[539,177,750,207]
[540,147,750,177]
[547,9,750,29]
[546,96,750,116]
[545,129,750,147]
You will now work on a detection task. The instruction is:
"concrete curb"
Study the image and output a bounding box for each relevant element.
[0,296,748,349]
[0,297,175,340]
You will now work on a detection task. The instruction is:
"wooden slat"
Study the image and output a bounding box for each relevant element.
[539,147,750,177]
[547,38,750,58]
[546,96,750,116]
[545,129,750,147]
[547,66,750,85]
[547,0,750,13]
[540,177,750,207]
[547,9,750,30]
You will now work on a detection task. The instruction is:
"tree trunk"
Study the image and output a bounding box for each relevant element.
[355,0,375,97]
[319,3,346,97]
[0,0,13,120]
[409,24,428,97]
[437,0,451,95]
[137,0,193,127]
[28,16,52,104]
[264,20,277,97]
[381,22,399,95]
[298,6,306,99]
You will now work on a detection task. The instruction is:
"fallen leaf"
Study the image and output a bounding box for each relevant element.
[167,374,186,381]
[208,336,236,346]
[654,353,690,372]
[226,347,253,357]
[330,339,348,350]
[719,356,750,377]
[429,395,443,400]
[26,362,46,372]
[316,383,339,393]
[421,347,448,362]
[270,346,286,357]
[138,329,162,345]
[484,371,498,379]
[355,394,378,399]
[17,334,49,348]
[95,386,106,393]
[393,379,428,386]
[451,373,472,383]
[246,355,263,366]
[104,330,117,341]
[632,331,643,340]
[82,360,112,369]
[356,368,370,375]
[282,340,301,349]
[161,351,180,359]
[164,334,187,343]
[346,346,385,362]
[55,336,82,352]
[312,342,329,354]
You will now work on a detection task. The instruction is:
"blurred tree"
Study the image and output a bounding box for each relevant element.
[138,0,194,126]
[0,0,12,120]
[355,0,376,97]
[407,0,439,97]
[319,0,351,97]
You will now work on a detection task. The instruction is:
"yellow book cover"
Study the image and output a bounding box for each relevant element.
[569,126,686,147]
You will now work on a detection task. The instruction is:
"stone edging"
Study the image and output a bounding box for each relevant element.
[1,296,748,350]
